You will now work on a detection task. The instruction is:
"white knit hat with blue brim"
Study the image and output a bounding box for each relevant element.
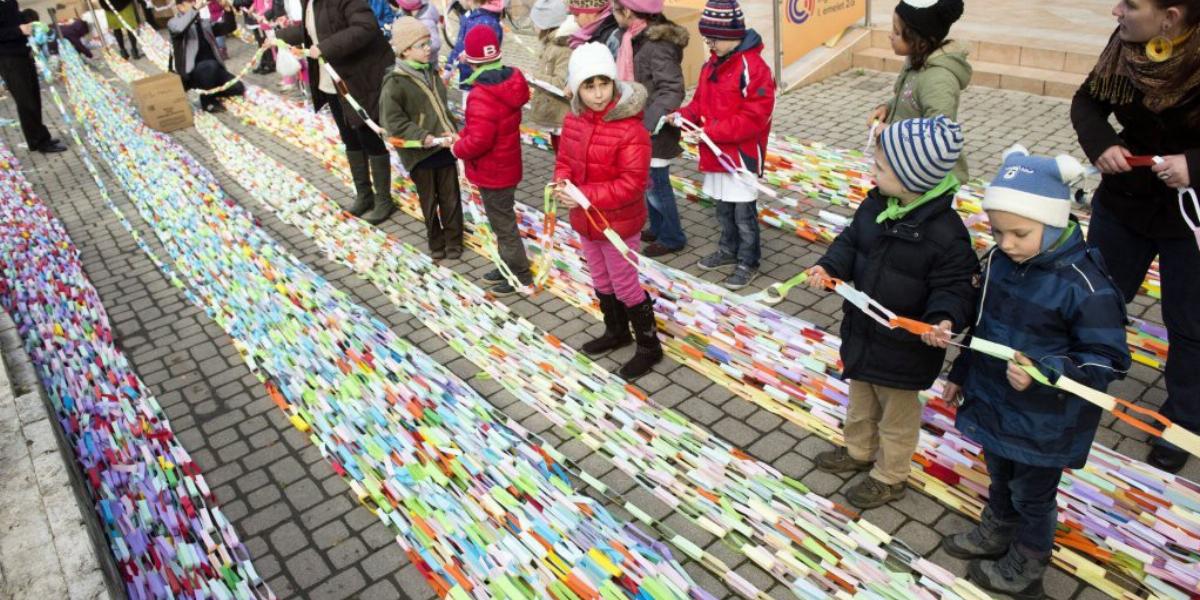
[981,145,1087,228]
[879,115,964,194]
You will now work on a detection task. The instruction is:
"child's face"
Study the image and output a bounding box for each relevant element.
[402,37,433,64]
[988,210,1045,264]
[580,76,615,111]
[703,37,741,57]
[871,150,910,199]
[889,12,912,56]
[613,2,630,26]
[576,12,599,26]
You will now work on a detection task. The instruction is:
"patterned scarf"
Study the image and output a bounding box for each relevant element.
[1087,26,1200,113]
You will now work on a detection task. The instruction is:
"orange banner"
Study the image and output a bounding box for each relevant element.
[780,0,866,66]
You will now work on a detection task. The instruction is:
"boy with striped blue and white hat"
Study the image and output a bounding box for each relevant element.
[808,115,979,510]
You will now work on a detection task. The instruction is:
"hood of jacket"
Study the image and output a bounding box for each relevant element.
[922,42,972,91]
[640,21,688,48]
[570,81,648,120]
[706,29,764,75]
[473,66,530,109]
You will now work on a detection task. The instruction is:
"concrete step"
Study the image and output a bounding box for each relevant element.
[850,46,1088,98]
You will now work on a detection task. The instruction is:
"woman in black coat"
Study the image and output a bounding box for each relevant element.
[1070,0,1200,473]
[277,0,397,224]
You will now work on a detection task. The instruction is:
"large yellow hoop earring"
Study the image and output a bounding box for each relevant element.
[1146,34,1174,61]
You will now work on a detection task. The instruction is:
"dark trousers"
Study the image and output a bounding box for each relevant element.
[1088,199,1200,439]
[984,451,1063,557]
[0,53,53,149]
[323,90,386,155]
[646,165,686,249]
[411,164,464,254]
[716,200,760,269]
[479,186,531,280]
[186,59,245,109]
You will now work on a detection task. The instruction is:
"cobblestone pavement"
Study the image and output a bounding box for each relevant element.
[0,30,1183,600]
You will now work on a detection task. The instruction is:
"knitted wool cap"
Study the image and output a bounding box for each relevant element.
[567,41,618,95]
[566,0,608,15]
[390,16,431,55]
[895,0,963,42]
[391,0,423,12]
[879,115,964,193]
[981,145,1087,229]
[698,0,746,40]
[531,0,568,30]
[463,24,502,63]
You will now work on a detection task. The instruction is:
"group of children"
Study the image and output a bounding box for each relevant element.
[378,0,1134,596]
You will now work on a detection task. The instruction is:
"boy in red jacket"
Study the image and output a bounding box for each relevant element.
[673,0,774,290]
[554,42,662,380]
[451,25,533,295]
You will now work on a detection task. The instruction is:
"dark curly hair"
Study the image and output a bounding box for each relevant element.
[897,14,951,70]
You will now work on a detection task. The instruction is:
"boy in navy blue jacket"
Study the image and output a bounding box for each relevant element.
[941,147,1131,600]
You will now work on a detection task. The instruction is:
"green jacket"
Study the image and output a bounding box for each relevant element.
[379,63,459,171]
[885,42,973,183]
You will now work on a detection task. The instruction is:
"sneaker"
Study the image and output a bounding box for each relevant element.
[491,277,531,296]
[1148,443,1190,473]
[815,447,872,474]
[722,265,758,290]
[967,546,1048,600]
[643,242,683,258]
[696,251,737,271]
[482,268,504,283]
[431,249,447,260]
[446,248,463,260]
[640,229,657,242]
[846,476,906,509]
[942,507,1018,560]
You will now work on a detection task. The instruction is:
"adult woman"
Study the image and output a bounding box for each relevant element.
[100,0,141,58]
[1070,0,1200,473]
[276,0,397,224]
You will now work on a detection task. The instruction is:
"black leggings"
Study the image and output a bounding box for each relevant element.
[321,91,386,155]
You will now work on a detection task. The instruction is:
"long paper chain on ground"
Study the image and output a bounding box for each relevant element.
[105,49,996,600]
[67,48,716,600]
[0,123,271,598]
[125,29,1199,598]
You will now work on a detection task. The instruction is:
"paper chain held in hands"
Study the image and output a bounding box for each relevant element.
[116,30,1199,598]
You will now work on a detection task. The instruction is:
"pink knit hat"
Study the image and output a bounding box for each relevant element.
[391,0,423,11]
[616,0,663,13]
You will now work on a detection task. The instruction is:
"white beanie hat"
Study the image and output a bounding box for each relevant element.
[567,42,617,96]
[531,0,569,31]
[981,145,1087,228]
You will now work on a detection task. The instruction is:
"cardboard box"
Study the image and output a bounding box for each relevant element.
[131,73,194,133]
[53,0,85,20]
[662,5,705,89]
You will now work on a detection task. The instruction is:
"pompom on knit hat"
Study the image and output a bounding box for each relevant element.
[567,42,618,95]
[895,0,964,42]
[531,0,569,30]
[390,16,431,55]
[566,0,609,15]
[463,24,502,63]
[617,0,663,14]
[699,0,746,40]
[982,145,1087,231]
[879,115,964,193]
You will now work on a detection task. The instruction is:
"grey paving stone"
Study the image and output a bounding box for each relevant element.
[286,548,333,590]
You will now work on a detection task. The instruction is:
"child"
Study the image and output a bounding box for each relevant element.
[553,42,661,379]
[611,0,687,257]
[869,0,970,183]
[390,0,440,66]
[941,147,1131,599]
[54,5,93,59]
[446,0,503,94]
[677,0,774,290]
[809,116,977,509]
[526,0,574,149]
[565,0,618,52]
[380,17,463,260]
[450,25,533,295]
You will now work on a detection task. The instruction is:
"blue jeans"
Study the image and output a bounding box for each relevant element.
[716,200,760,269]
[646,166,686,249]
[984,451,1063,556]
[1088,200,1200,440]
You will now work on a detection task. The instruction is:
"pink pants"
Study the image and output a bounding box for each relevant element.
[579,234,644,307]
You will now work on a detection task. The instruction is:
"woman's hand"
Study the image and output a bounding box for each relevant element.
[1152,154,1190,188]
[867,104,888,128]
[941,382,963,407]
[307,45,321,59]
[1096,145,1132,174]
[921,320,954,349]
[804,265,830,290]
[1006,352,1035,392]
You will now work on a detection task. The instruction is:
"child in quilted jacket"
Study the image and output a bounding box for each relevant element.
[527,0,576,149]
[553,42,660,380]
[674,0,774,290]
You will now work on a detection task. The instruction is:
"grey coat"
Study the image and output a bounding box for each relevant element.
[167,9,234,76]
[631,20,688,160]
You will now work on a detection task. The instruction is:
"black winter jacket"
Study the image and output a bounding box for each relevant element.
[816,188,978,390]
[631,20,687,160]
[0,0,31,57]
[1070,73,1200,239]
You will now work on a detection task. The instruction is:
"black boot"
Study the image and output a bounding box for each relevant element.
[115,30,129,60]
[581,293,632,356]
[344,150,373,216]
[129,35,141,60]
[619,295,663,380]
[363,153,395,225]
[255,48,275,74]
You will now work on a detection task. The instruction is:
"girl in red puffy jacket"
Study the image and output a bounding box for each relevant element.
[554,42,661,380]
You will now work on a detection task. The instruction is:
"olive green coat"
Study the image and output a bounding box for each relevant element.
[885,42,973,183]
[379,63,459,171]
